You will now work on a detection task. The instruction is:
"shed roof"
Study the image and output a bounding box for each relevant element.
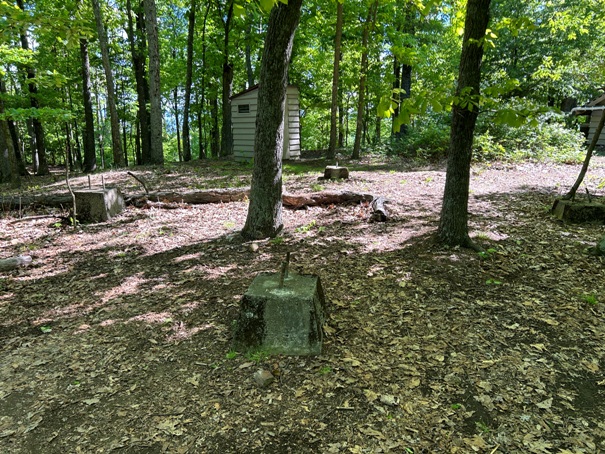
[587,93,605,107]
[230,84,299,101]
[572,92,605,115]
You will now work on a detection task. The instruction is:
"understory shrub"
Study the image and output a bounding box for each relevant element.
[390,116,451,160]
[473,112,586,163]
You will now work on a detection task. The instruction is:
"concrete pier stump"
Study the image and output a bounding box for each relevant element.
[74,188,125,222]
[233,272,326,356]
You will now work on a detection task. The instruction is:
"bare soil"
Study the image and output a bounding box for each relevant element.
[1,157,605,453]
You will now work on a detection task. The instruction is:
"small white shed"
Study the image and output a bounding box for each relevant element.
[573,93,605,146]
[230,85,301,161]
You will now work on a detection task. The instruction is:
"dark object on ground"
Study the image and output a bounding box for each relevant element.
[0,255,32,272]
[370,196,388,222]
[321,166,349,180]
[551,198,605,224]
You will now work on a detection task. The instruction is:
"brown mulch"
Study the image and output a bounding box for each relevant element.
[1,158,604,453]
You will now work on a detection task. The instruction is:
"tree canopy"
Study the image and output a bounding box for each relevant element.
[0,0,603,174]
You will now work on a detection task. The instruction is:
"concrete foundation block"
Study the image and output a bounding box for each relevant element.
[74,188,125,222]
[233,272,326,356]
[323,166,349,180]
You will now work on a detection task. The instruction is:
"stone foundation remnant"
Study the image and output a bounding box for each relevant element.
[322,166,349,180]
[233,254,326,356]
[74,188,125,222]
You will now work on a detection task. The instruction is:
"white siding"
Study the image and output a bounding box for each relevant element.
[231,85,301,161]
[587,111,605,146]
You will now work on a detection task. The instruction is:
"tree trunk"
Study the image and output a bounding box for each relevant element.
[245,21,255,88]
[144,0,164,165]
[0,79,19,187]
[126,0,152,165]
[91,0,125,168]
[564,110,605,200]
[0,80,27,176]
[392,58,401,138]
[16,0,48,176]
[352,0,378,160]
[338,101,345,148]
[79,39,97,173]
[437,0,492,250]
[182,0,196,162]
[67,88,83,170]
[0,120,20,187]
[221,62,234,157]
[173,85,182,161]
[328,0,344,161]
[210,95,220,158]
[220,2,234,157]
[25,120,38,174]
[197,3,211,160]
[241,0,304,240]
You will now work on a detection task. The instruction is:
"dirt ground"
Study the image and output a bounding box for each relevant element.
[1,157,604,453]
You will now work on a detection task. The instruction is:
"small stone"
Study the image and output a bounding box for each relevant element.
[249,242,259,252]
[253,369,274,388]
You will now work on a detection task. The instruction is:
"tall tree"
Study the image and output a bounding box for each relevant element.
[241,0,304,240]
[182,0,196,162]
[327,0,343,160]
[437,0,492,249]
[218,0,234,156]
[91,0,125,167]
[352,0,378,160]
[0,78,20,187]
[126,0,152,164]
[144,0,164,164]
[16,0,49,175]
[79,38,97,173]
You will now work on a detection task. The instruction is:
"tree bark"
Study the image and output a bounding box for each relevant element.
[0,189,377,211]
[437,0,492,249]
[144,0,164,165]
[210,95,220,158]
[197,3,211,159]
[241,0,304,240]
[352,0,378,160]
[328,0,344,161]
[182,0,196,162]
[0,80,27,176]
[80,39,97,173]
[173,85,182,161]
[16,0,48,176]
[245,20,255,88]
[126,0,152,165]
[220,1,234,157]
[0,120,20,188]
[91,0,125,167]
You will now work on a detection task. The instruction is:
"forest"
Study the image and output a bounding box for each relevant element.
[0,0,603,177]
[1,0,605,452]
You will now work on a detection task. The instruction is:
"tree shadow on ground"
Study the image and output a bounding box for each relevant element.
[1,183,604,453]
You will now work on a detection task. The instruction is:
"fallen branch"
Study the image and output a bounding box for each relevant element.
[282,191,373,209]
[369,196,388,222]
[0,255,32,272]
[0,188,380,212]
[128,188,250,207]
[127,171,150,194]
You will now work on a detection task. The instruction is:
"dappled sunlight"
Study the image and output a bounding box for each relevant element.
[166,320,215,342]
[126,311,174,325]
[100,273,146,303]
